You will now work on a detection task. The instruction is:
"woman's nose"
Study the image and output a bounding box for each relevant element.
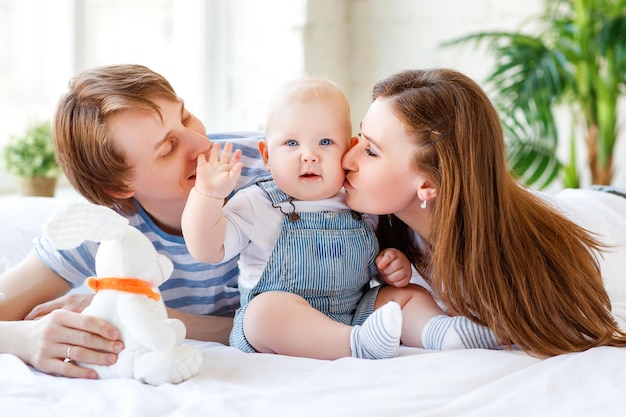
[342,143,358,170]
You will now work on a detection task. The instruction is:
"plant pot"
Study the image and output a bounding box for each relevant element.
[17,176,57,197]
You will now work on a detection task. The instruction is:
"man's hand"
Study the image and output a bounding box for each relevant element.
[24,293,94,320]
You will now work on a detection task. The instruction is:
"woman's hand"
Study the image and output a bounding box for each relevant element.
[24,293,94,320]
[15,309,123,379]
[376,248,412,287]
[0,251,122,378]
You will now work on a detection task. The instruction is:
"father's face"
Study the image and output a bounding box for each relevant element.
[109,98,210,208]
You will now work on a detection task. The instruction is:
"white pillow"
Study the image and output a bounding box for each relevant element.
[0,196,74,273]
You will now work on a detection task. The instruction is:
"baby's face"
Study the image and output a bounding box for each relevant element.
[263,99,352,201]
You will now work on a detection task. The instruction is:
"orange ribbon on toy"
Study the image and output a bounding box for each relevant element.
[86,277,161,301]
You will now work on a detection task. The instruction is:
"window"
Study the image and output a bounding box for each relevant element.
[0,0,306,193]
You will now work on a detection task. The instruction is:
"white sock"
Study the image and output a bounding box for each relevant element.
[422,315,499,350]
[350,302,402,359]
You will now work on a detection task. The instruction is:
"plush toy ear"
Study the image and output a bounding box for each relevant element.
[156,252,175,283]
[43,202,129,249]
[157,253,174,279]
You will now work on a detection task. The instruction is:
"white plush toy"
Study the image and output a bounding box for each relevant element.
[43,202,202,385]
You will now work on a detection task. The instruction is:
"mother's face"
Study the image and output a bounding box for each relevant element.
[342,98,424,216]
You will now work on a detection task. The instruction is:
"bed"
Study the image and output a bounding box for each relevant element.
[2,155,626,416]
[2,200,626,416]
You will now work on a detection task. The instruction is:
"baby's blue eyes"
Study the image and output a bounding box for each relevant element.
[285,138,334,146]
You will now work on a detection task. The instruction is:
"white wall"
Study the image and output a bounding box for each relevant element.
[219,0,308,131]
[344,0,547,131]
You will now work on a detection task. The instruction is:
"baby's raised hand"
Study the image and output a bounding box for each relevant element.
[194,142,243,199]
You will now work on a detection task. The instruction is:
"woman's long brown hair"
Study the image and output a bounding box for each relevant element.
[374,68,626,357]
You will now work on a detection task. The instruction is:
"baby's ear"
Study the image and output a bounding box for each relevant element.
[258,139,271,170]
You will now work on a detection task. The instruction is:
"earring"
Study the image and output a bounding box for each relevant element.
[420,200,427,209]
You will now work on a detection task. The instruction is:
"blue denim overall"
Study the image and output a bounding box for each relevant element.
[229,176,381,352]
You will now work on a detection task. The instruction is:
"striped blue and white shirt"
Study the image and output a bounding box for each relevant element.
[34,132,267,317]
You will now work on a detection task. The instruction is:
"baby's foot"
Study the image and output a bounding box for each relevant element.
[350,301,402,359]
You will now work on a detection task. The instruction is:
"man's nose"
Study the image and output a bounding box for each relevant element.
[184,130,211,156]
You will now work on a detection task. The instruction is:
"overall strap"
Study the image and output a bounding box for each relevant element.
[254,175,293,205]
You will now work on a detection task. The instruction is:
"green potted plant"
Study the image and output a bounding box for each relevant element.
[2,120,61,197]
[445,0,626,189]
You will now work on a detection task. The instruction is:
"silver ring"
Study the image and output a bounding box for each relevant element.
[66,345,73,359]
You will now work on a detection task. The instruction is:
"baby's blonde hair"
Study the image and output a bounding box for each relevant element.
[265,77,352,136]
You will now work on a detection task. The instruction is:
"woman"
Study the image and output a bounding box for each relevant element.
[342,68,626,357]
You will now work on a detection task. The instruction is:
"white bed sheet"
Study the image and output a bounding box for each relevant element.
[2,342,626,417]
[2,196,626,416]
